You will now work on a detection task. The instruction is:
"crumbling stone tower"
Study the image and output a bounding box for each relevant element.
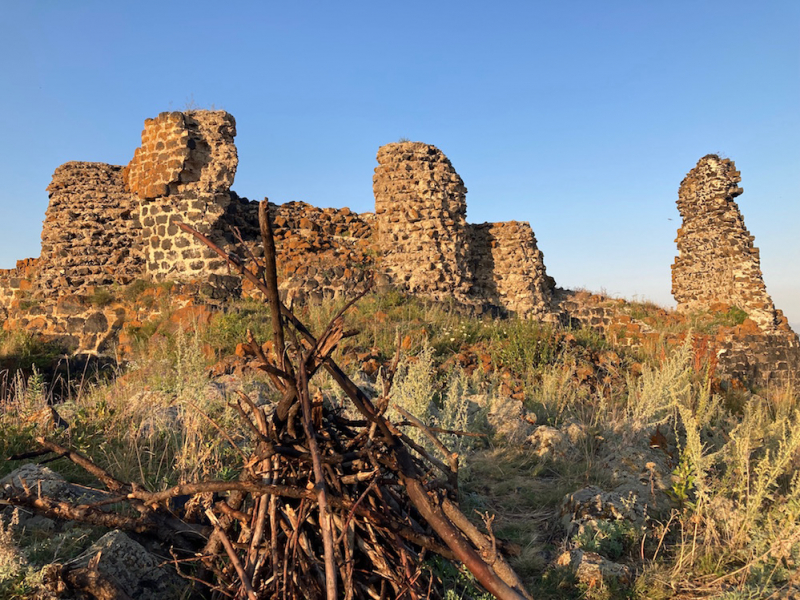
[373,141,554,316]
[672,155,778,330]
[123,111,238,282]
[373,142,473,303]
[36,162,143,293]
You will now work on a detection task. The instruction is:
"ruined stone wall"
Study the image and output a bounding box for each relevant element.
[467,221,553,317]
[555,290,656,347]
[672,155,777,330]
[0,259,36,317]
[373,142,473,303]
[124,111,238,282]
[35,162,143,294]
[223,200,376,304]
[716,329,800,387]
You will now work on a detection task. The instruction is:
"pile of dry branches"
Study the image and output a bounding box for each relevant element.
[5,201,532,600]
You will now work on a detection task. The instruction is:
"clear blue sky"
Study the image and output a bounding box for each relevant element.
[1,1,797,328]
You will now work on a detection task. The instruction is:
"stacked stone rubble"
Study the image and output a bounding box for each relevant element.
[467,221,553,317]
[672,155,777,330]
[123,111,238,282]
[373,142,473,303]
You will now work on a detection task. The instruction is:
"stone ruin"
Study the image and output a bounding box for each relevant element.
[672,155,778,330]
[0,111,796,385]
[124,111,238,283]
[670,155,800,384]
[0,110,556,353]
[373,142,554,317]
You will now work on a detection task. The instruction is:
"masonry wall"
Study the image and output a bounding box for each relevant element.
[373,142,473,303]
[0,259,37,317]
[373,141,555,316]
[672,155,777,330]
[35,162,143,295]
[5,111,796,387]
[467,221,553,317]
[124,111,238,282]
[223,199,376,305]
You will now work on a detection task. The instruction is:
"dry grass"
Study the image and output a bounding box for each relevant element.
[1,292,798,599]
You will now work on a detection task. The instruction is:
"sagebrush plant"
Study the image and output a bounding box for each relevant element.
[387,342,437,446]
[95,327,249,486]
[632,338,800,597]
[0,515,25,580]
[437,367,471,450]
[574,519,638,561]
[626,336,693,429]
[524,363,579,425]
[0,513,50,599]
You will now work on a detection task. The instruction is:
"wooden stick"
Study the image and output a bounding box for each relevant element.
[206,510,258,600]
[394,406,459,486]
[441,499,533,600]
[34,438,128,493]
[298,357,338,600]
[259,199,287,371]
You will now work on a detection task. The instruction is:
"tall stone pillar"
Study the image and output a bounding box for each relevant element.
[672,155,777,330]
[372,142,472,302]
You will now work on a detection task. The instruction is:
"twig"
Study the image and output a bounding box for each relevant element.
[206,509,258,600]
[298,356,338,600]
[259,199,287,372]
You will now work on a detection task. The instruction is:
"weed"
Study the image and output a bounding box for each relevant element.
[574,519,638,560]
[87,287,114,307]
[489,319,559,374]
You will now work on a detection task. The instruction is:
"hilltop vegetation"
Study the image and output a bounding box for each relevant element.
[1,290,799,599]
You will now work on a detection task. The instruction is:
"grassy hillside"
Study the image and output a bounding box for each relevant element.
[1,290,798,599]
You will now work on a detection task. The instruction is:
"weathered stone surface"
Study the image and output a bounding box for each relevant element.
[468,221,554,318]
[670,154,800,384]
[528,422,586,461]
[67,530,182,600]
[1,463,109,506]
[37,162,143,293]
[673,155,775,329]
[1,464,68,499]
[556,548,632,588]
[373,142,555,315]
[125,110,239,282]
[0,259,37,315]
[373,142,473,302]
